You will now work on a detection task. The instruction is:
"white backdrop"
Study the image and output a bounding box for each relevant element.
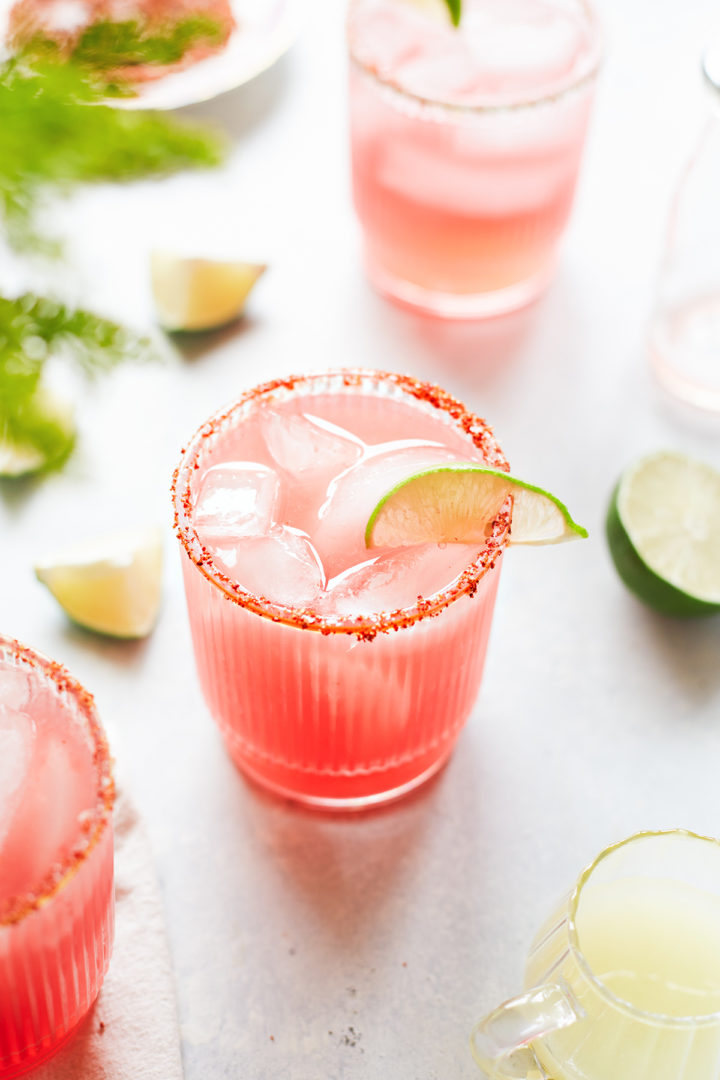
[3,1,720,1076]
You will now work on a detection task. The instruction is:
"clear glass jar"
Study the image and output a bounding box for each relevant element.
[650,46,720,411]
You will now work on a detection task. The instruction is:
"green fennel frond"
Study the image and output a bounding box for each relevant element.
[0,48,225,249]
[0,294,158,476]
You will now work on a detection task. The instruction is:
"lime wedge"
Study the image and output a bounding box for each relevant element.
[365,465,587,548]
[151,253,266,332]
[35,527,164,638]
[606,451,720,617]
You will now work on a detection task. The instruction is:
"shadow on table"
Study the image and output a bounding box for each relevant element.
[636,607,720,709]
[179,53,292,142]
[167,314,261,362]
[363,289,542,387]
[230,759,481,951]
[57,621,153,669]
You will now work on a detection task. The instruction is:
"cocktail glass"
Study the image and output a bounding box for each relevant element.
[471,830,720,1080]
[172,369,511,809]
[348,0,601,318]
[0,637,114,1079]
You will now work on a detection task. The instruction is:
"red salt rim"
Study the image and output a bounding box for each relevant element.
[171,368,512,640]
[0,636,115,928]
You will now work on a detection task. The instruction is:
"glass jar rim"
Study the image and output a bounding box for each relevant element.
[0,636,114,927]
[347,0,603,117]
[564,828,720,1028]
[703,44,720,96]
[172,368,511,639]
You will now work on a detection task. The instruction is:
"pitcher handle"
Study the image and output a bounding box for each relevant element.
[470,982,583,1079]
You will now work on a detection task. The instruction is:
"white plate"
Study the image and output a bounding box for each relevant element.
[126,0,302,110]
[0,0,303,110]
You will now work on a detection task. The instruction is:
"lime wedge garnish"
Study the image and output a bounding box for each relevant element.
[35,527,164,638]
[402,0,459,26]
[606,451,720,617]
[444,0,461,26]
[365,465,587,548]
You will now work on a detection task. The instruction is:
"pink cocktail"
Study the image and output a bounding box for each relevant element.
[0,638,114,1078]
[173,370,510,809]
[349,0,601,317]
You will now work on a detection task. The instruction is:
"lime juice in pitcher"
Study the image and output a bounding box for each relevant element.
[472,830,720,1080]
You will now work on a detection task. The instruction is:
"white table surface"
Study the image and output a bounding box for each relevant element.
[4,1,720,1076]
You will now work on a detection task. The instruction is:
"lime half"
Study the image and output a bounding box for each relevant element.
[365,465,587,548]
[606,451,720,617]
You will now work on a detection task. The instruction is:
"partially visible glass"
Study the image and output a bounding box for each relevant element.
[0,637,115,1079]
[650,47,720,411]
[348,0,601,318]
[471,830,720,1080]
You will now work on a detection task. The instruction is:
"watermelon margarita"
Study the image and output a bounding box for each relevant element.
[0,638,114,1078]
[173,370,511,809]
[348,0,601,317]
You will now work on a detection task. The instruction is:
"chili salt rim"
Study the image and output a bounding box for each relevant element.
[0,636,115,927]
[172,368,512,639]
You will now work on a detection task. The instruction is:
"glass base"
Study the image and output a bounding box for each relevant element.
[649,296,720,413]
[365,253,554,320]
[227,738,457,811]
[0,1013,90,1080]
[651,339,720,414]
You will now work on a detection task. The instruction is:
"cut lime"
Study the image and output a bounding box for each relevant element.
[35,527,164,638]
[151,253,266,332]
[606,451,720,617]
[365,465,587,548]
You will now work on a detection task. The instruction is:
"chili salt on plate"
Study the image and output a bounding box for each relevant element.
[0,0,302,110]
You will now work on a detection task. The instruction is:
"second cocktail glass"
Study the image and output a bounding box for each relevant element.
[173,369,510,809]
[348,0,601,318]
[0,637,115,1079]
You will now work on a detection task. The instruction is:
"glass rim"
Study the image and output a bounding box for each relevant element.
[347,0,603,117]
[171,367,511,639]
[0,635,115,928]
[565,828,720,1028]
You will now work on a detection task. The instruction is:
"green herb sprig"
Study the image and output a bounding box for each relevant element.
[0,49,225,249]
[22,15,226,77]
[0,294,157,475]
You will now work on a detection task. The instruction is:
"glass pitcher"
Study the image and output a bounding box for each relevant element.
[471,830,720,1080]
[649,45,720,411]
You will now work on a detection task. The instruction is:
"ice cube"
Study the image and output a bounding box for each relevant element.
[0,708,34,858]
[349,4,429,79]
[313,442,461,578]
[211,526,325,609]
[463,1,584,93]
[0,667,31,712]
[324,544,474,616]
[261,411,363,482]
[195,461,280,539]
